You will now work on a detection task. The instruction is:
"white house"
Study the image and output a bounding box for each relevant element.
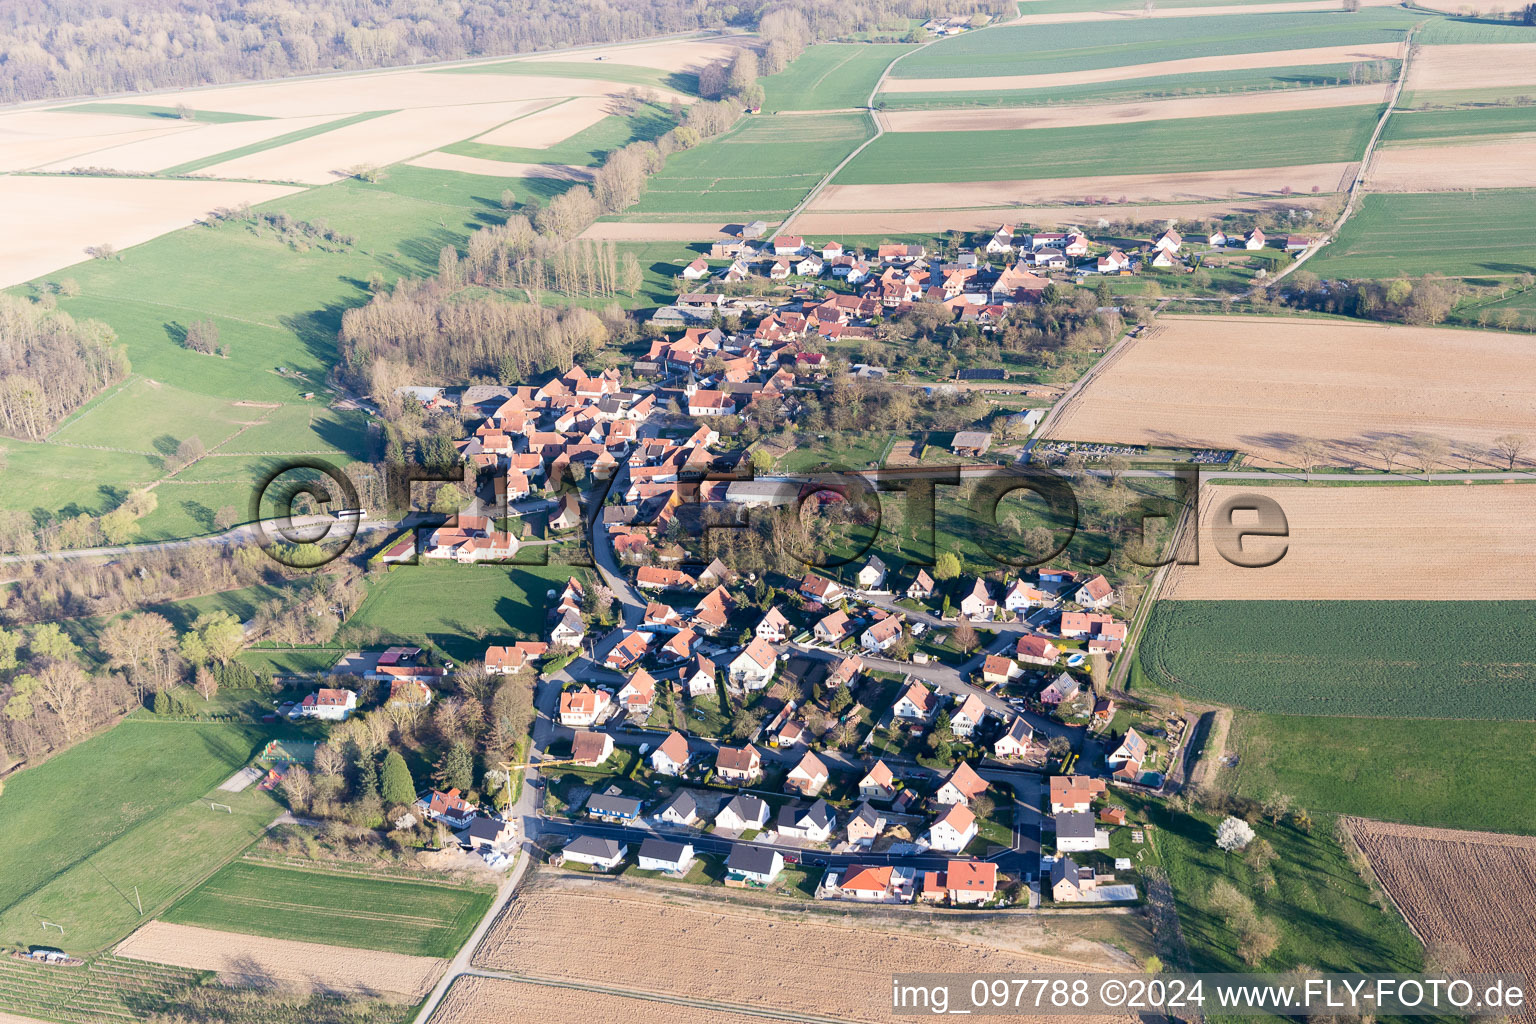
[857,555,887,590]
[650,731,691,776]
[562,835,627,870]
[558,685,610,726]
[993,716,1034,759]
[1074,574,1116,610]
[925,803,977,853]
[934,762,988,807]
[655,789,700,826]
[1003,580,1050,613]
[1245,227,1267,250]
[683,654,717,697]
[949,693,987,739]
[755,606,790,643]
[727,845,783,884]
[776,799,835,842]
[1154,228,1182,254]
[728,639,778,690]
[1054,810,1110,852]
[681,257,710,280]
[958,578,996,621]
[859,759,899,801]
[638,837,695,874]
[716,794,770,831]
[294,688,356,721]
[892,681,935,722]
[861,615,903,653]
[785,751,830,797]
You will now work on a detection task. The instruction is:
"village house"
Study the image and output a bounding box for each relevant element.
[661,627,698,661]
[638,837,696,874]
[586,791,643,821]
[756,606,791,643]
[650,730,692,776]
[785,751,830,797]
[949,693,988,739]
[1096,249,1131,274]
[1054,810,1110,852]
[423,788,477,829]
[892,681,936,722]
[728,638,778,690]
[558,685,611,727]
[857,555,887,590]
[836,864,897,901]
[683,653,718,697]
[1245,227,1267,250]
[616,668,657,713]
[571,730,615,767]
[959,578,997,620]
[642,601,683,632]
[925,802,978,853]
[716,793,770,831]
[846,803,888,847]
[727,846,784,885]
[549,609,585,648]
[907,569,936,600]
[777,799,835,842]
[1059,610,1117,639]
[799,573,846,606]
[814,609,852,644]
[604,630,652,671]
[861,615,903,653]
[946,860,998,904]
[463,815,514,853]
[1003,580,1050,613]
[1154,228,1182,254]
[1050,775,1107,814]
[1015,634,1061,667]
[993,716,1034,759]
[1074,574,1116,611]
[982,654,1021,687]
[484,641,548,675]
[715,744,763,785]
[1039,672,1080,707]
[1108,728,1148,771]
[681,257,710,280]
[655,790,701,827]
[636,566,697,591]
[295,688,356,721]
[563,835,628,871]
[934,761,989,807]
[859,759,899,801]
[826,653,863,689]
[1051,856,1099,900]
[387,677,434,710]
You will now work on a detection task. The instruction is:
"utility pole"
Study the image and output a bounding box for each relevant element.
[134,886,143,916]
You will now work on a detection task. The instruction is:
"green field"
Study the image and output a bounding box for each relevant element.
[437,59,696,93]
[1140,599,1536,720]
[888,10,1418,79]
[0,719,280,952]
[60,102,270,123]
[623,112,874,215]
[1381,102,1536,142]
[162,859,492,958]
[351,562,588,660]
[1307,189,1536,279]
[1218,713,1536,833]
[838,104,1380,183]
[1413,17,1536,43]
[878,64,1388,108]
[442,101,678,166]
[761,44,914,112]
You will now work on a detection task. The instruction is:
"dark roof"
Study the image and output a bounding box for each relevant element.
[565,835,623,859]
[1050,855,1082,885]
[723,794,767,821]
[779,798,833,830]
[1054,810,1097,839]
[639,837,690,862]
[465,816,508,840]
[728,845,780,875]
[587,793,643,816]
[659,790,698,818]
[957,368,1007,380]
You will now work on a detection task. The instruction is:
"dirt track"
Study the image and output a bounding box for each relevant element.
[1368,137,1536,192]
[114,921,445,999]
[879,85,1388,132]
[810,164,1353,211]
[1164,483,1536,600]
[881,42,1404,94]
[1044,315,1536,470]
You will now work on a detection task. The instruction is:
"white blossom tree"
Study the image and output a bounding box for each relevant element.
[1216,815,1256,852]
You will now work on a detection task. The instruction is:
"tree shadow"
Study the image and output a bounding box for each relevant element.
[183,500,217,532]
[151,434,181,457]
[164,321,188,347]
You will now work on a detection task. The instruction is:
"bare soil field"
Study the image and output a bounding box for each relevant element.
[406,150,594,180]
[1164,484,1536,600]
[0,110,187,172]
[115,921,444,999]
[1346,817,1536,1023]
[882,42,1403,94]
[809,163,1353,211]
[1368,136,1536,191]
[514,36,757,72]
[0,1013,53,1024]
[1003,0,1401,25]
[786,197,1324,234]
[432,977,776,1024]
[0,176,302,288]
[471,874,1141,1024]
[199,100,549,183]
[1404,44,1536,94]
[475,95,614,148]
[37,114,339,175]
[880,84,1388,132]
[1044,315,1536,469]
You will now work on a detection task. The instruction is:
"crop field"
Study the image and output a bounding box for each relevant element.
[1403,43,1536,95]
[432,977,776,1024]
[760,43,913,112]
[1044,316,1536,467]
[1164,485,1536,601]
[473,877,1143,1024]
[0,719,280,952]
[1382,102,1536,142]
[0,953,210,1024]
[1346,819,1536,995]
[1139,599,1536,720]
[442,101,677,166]
[1308,190,1536,279]
[1367,137,1536,192]
[887,11,1416,80]
[161,860,490,959]
[1219,714,1536,831]
[622,112,873,216]
[838,104,1378,184]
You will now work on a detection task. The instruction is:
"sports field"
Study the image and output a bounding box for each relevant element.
[837,104,1379,184]
[622,112,874,215]
[1139,600,1536,720]
[162,860,492,958]
[760,43,914,112]
[1306,189,1536,279]
[0,719,278,952]
[887,10,1417,80]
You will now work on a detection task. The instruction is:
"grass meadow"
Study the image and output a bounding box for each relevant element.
[61,102,271,124]
[760,44,914,112]
[442,101,678,166]
[1139,600,1536,720]
[1381,103,1536,143]
[623,112,874,216]
[162,860,493,958]
[888,10,1418,79]
[1218,713,1536,834]
[0,719,279,952]
[839,104,1381,183]
[1306,190,1536,280]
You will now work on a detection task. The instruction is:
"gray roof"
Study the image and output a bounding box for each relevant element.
[465,816,508,840]
[587,793,643,816]
[779,798,833,830]
[658,790,698,819]
[639,837,691,863]
[851,802,886,827]
[722,794,767,822]
[565,835,623,859]
[1054,810,1097,839]
[1050,855,1082,886]
[728,844,780,875]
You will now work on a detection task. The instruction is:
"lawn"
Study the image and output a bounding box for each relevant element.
[1119,793,1425,975]
[760,44,915,112]
[351,562,589,661]
[0,719,281,953]
[623,112,875,216]
[878,63,1387,109]
[1139,599,1536,720]
[1218,713,1536,834]
[838,104,1381,184]
[888,10,1418,79]
[441,101,677,167]
[1305,190,1536,280]
[1381,103,1536,143]
[162,859,493,958]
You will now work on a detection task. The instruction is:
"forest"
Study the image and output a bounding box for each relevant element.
[0,294,131,441]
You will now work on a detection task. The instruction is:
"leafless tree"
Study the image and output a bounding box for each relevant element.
[1492,433,1529,470]
[1408,433,1448,479]
[1292,436,1326,480]
[1370,435,1406,473]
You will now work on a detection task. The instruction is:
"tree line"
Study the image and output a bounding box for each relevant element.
[0,293,130,440]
